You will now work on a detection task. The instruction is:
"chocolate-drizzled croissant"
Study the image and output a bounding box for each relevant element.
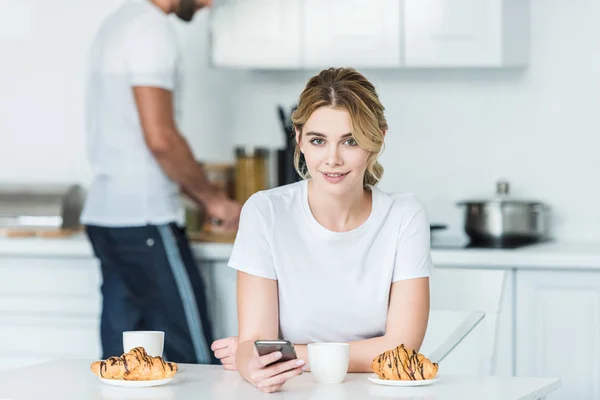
[90,347,178,381]
[372,344,439,380]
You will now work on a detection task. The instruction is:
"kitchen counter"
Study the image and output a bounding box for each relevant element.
[0,233,233,260]
[0,359,560,400]
[431,241,600,269]
[2,234,600,269]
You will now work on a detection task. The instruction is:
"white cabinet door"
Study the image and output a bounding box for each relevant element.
[199,259,238,340]
[303,0,401,68]
[0,257,102,370]
[404,0,503,66]
[211,0,301,68]
[516,270,600,400]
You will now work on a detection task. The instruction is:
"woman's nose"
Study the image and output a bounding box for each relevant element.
[325,145,342,166]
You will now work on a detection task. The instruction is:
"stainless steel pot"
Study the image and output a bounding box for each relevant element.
[457,181,551,245]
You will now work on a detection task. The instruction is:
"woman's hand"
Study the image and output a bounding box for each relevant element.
[211,337,239,371]
[247,350,306,393]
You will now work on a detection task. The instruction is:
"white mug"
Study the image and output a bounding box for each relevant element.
[123,331,165,357]
[307,342,350,384]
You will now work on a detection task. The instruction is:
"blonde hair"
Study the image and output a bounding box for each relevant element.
[291,67,388,187]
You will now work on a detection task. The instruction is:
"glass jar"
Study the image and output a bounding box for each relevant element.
[234,146,269,205]
[200,162,235,199]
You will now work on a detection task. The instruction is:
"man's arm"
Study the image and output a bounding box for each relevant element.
[132,86,240,229]
[296,277,430,373]
[133,86,215,203]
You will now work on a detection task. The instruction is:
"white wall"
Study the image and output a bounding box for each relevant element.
[0,0,236,185]
[1,0,598,241]
[229,0,600,242]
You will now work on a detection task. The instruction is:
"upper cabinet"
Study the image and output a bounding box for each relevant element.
[404,0,529,67]
[209,0,529,69]
[210,0,302,69]
[303,0,401,68]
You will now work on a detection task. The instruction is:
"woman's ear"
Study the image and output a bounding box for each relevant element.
[382,130,387,137]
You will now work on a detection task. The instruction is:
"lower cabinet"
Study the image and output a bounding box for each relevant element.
[516,269,600,400]
[0,314,99,370]
[0,256,237,371]
[0,256,102,370]
[199,259,238,341]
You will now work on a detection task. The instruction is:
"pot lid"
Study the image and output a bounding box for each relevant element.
[457,181,548,206]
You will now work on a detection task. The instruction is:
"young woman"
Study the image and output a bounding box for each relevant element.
[212,67,432,393]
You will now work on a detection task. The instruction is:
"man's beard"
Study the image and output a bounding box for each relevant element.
[175,0,196,22]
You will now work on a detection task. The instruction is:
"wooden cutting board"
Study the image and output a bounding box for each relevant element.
[0,228,81,238]
[188,230,237,244]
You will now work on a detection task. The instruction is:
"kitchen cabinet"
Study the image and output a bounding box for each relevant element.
[302,0,401,68]
[201,259,238,340]
[0,257,101,370]
[0,254,236,371]
[210,0,529,69]
[210,0,302,68]
[404,0,529,67]
[516,270,600,400]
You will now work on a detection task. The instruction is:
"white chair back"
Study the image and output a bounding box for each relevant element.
[419,267,507,376]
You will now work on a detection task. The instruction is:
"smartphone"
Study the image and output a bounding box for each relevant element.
[254,340,297,365]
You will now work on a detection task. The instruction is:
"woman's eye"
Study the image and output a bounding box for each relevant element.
[344,138,357,146]
[310,138,324,145]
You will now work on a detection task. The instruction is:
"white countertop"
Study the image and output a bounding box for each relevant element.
[0,359,560,400]
[431,241,600,269]
[0,233,233,261]
[1,234,600,269]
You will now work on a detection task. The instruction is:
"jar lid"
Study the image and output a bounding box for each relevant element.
[235,146,269,158]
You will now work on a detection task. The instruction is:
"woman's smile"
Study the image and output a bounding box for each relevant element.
[320,171,350,184]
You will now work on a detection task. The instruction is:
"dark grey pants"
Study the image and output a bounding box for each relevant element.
[85,223,216,364]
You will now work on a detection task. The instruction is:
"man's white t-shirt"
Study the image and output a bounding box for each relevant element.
[81,0,184,226]
[228,180,433,344]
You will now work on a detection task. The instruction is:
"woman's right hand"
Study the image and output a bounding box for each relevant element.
[247,350,306,394]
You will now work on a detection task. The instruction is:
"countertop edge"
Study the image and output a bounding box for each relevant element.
[2,236,600,270]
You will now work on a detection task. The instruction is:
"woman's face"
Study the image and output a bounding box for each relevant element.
[296,106,370,195]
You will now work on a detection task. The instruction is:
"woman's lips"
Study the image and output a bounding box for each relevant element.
[321,171,349,184]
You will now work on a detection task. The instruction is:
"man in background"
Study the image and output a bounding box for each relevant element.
[81,0,240,364]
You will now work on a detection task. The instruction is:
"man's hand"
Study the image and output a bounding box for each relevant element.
[212,336,239,371]
[204,192,241,233]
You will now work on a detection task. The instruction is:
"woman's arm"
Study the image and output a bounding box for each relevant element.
[297,277,430,373]
[234,271,306,393]
[235,271,280,379]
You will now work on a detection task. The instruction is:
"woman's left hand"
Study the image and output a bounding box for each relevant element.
[211,336,239,371]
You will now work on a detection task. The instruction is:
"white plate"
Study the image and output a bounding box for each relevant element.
[99,377,173,387]
[368,374,439,387]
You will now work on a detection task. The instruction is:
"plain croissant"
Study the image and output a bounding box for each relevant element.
[372,344,439,380]
[90,347,178,381]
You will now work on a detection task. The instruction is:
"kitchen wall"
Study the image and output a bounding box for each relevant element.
[0,0,237,185]
[1,0,599,241]
[229,0,600,242]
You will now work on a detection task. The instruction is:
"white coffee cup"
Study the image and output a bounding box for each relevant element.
[123,331,165,357]
[307,342,350,384]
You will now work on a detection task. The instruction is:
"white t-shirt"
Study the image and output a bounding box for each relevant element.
[81,0,184,226]
[228,180,433,344]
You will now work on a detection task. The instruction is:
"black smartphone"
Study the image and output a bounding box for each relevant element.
[254,340,297,365]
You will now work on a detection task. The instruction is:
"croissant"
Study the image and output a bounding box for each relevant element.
[372,344,439,380]
[90,347,178,381]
